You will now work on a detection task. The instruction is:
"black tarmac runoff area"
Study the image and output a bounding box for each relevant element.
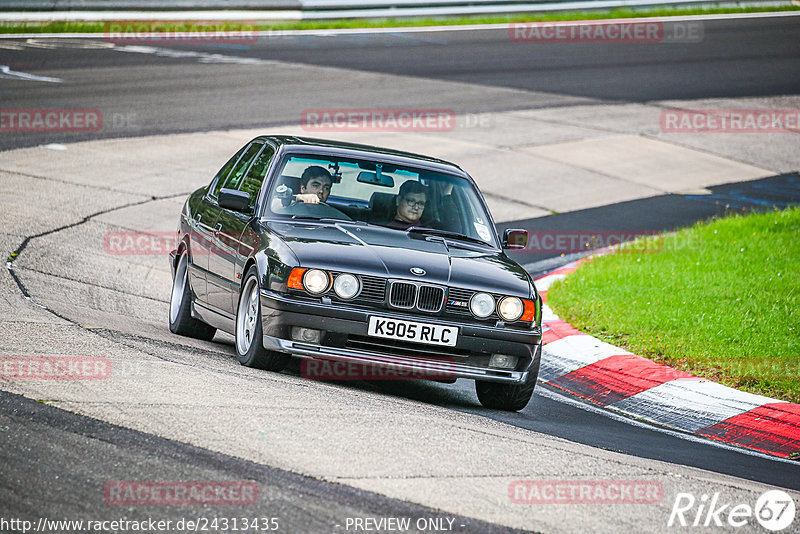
[0,391,528,533]
[0,15,798,149]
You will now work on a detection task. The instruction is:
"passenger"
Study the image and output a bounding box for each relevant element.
[387,181,427,229]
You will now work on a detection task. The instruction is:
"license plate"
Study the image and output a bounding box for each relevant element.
[367,316,458,347]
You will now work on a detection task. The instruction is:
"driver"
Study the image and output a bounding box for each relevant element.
[294,166,332,204]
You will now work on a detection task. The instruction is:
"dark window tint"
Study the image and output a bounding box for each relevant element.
[239,144,275,208]
[222,142,263,193]
[210,145,247,197]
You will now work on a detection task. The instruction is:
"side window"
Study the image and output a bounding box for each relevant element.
[239,144,275,208]
[210,145,246,197]
[222,142,263,193]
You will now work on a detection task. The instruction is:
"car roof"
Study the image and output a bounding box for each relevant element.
[256,135,468,177]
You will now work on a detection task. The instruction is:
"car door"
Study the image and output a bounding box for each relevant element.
[205,140,265,315]
[210,142,276,316]
[188,144,246,304]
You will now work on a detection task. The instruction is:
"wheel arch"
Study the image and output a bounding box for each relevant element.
[240,251,271,292]
[173,235,191,270]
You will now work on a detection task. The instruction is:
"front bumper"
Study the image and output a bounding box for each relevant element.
[260,289,541,384]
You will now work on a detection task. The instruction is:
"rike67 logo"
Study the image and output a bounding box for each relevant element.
[668,490,796,531]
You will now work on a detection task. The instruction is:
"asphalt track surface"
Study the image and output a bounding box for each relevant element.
[0,390,521,533]
[2,14,800,532]
[1,16,799,150]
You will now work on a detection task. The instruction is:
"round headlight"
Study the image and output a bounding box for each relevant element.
[303,269,329,294]
[333,273,360,299]
[470,292,495,318]
[498,296,524,321]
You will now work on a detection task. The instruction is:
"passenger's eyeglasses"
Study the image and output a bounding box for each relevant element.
[403,198,426,209]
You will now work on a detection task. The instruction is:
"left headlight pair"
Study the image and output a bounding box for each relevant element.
[288,268,360,300]
[469,292,535,322]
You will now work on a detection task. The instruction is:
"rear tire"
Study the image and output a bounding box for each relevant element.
[475,343,541,411]
[235,266,289,371]
[169,251,216,341]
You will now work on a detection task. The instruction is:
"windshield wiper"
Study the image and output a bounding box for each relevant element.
[289,215,353,223]
[407,227,495,248]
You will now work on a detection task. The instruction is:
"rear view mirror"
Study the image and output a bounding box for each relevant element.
[219,188,253,213]
[357,171,394,187]
[502,228,528,250]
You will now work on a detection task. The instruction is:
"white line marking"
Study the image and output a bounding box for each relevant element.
[0,65,62,83]
[537,386,797,464]
[541,303,559,322]
[612,379,787,432]
[534,273,567,291]
[112,45,282,66]
[25,38,114,50]
[541,335,631,380]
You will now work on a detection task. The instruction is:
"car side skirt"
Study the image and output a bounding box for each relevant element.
[192,301,235,333]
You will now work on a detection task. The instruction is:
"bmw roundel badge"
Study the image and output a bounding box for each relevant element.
[410,267,426,276]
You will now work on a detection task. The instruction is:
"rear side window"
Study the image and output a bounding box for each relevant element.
[220,142,263,193]
[210,145,246,198]
[239,144,275,208]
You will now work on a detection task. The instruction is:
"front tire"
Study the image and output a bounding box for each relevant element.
[169,251,216,341]
[475,343,541,411]
[235,266,289,371]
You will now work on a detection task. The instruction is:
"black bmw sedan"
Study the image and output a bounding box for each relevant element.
[169,136,542,411]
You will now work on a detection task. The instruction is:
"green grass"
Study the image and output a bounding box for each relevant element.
[1,5,798,34]
[547,207,800,403]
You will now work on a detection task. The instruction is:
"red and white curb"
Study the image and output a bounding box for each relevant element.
[535,258,800,460]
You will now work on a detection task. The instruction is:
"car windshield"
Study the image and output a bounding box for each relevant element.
[266,153,498,247]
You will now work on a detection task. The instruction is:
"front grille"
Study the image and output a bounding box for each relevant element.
[418,285,445,312]
[389,281,416,308]
[446,287,499,321]
[446,287,474,316]
[359,275,386,302]
[388,281,445,313]
[328,273,385,303]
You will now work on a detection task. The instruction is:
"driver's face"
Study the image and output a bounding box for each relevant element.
[301,176,332,202]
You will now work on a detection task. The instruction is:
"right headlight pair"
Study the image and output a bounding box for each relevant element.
[469,293,535,322]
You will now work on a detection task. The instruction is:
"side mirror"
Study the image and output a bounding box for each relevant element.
[219,188,253,213]
[502,228,528,250]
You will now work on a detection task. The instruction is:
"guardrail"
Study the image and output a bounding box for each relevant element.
[6,0,556,8]
[2,0,791,8]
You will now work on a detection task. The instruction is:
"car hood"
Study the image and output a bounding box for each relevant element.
[267,221,533,296]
